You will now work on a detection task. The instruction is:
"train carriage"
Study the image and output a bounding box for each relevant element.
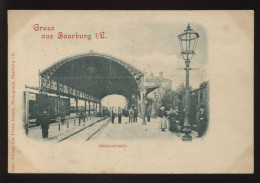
[177,81,209,126]
[25,92,70,126]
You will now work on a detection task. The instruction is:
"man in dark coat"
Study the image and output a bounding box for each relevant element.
[197,104,207,137]
[39,110,50,139]
[60,112,65,125]
[118,108,122,124]
[111,107,115,124]
[146,105,152,122]
[123,108,129,123]
[133,107,138,122]
[79,112,84,125]
[167,108,178,132]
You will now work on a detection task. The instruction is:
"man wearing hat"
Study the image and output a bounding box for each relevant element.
[118,107,122,124]
[39,109,50,139]
[158,105,168,131]
[133,107,138,122]
[197,104,207,137]
[111,107,115,124]
[146,105,152,122]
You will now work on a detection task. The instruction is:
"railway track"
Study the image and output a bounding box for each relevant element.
[85,119,110,141]
[58,117,110,142]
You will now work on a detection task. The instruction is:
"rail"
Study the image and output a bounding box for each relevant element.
[58,117,108,142]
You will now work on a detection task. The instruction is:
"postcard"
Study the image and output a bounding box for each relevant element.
[8,10,254,173]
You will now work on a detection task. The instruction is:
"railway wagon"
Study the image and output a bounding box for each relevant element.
[178,81,209,125]
[189,81,209,125]
[26,92,70,126]
[70,106,86,113]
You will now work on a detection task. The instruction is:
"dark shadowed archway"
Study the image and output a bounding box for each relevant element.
[39,51,144,102]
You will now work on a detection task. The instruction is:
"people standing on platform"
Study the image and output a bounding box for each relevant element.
[111,107,115,124]
[115,107,117,116]
[118,108,122,124]
[129,107,134,123]
[79,111,84,125]
[158,106,167,131]
[167,107,178,132]
[39,110,50,139]
[146,105,152,122]
[175,109,182,132]
[133,107,138,122]
[180,108,185,127]
[197,104,207,137]
[123,108,129,123]
[60,112,65,125]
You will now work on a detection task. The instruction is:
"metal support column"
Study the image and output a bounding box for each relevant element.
[137,94,141,116]
[99,102,102,115]
[84,100,87,114]
[88,100,91,116]
[76,99,78,115]
[141,90,146,125]
[94,102,97,117]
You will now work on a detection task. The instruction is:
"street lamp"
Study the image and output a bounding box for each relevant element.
[178,23,200,141]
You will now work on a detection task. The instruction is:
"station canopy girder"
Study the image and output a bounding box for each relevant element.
[40,52,144,100]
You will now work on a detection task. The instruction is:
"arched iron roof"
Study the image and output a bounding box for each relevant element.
[40,51,144,100]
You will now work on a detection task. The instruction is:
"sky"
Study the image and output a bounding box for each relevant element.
[101,95,128,109]
[10,11,208,95]
[70,94,128,108]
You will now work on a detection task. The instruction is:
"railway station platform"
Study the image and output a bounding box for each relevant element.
[89,117,198,141]
[27,117,107,142]
[27,116,199,142]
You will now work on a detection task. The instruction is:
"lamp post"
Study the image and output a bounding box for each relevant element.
[178,23,200,141]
